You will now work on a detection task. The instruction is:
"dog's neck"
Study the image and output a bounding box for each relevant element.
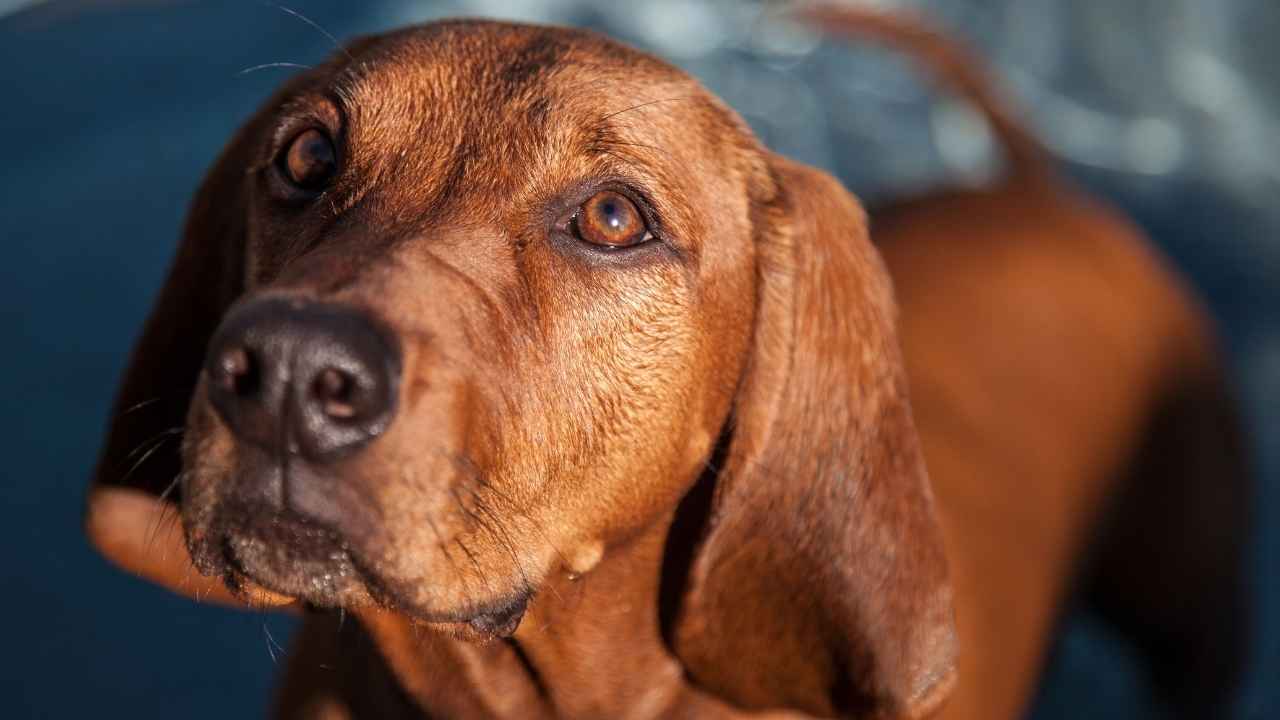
[360,514,726,719]
[514,519,692,717]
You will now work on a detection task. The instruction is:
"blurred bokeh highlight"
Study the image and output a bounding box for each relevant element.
[1,0,1275,717]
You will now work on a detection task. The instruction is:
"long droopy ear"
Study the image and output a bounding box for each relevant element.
[675,155,957,719]
[83,117,259,606]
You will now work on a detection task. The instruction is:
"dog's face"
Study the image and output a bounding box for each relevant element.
[94,18,957,716]
[179,22,761,631]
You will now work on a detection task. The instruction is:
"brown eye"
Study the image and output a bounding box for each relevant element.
[573,191,650,248]
[280,128,337,192]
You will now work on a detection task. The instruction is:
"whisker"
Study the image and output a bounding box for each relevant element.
[157,508,184,561]
[120,431,182,486]
[447,453,567,610]
[596,95,698,124]
[452,535,488,600]
[447,451,567,567]
[143,472,184,556]
[445,488,492,601]
[448,486,496,589]
[126,426,184,461]
[119,396,162,417]
[264,2,353,61]
[424,514,464,586]
[419,510,476,624]
[263,620,284,665]
[237,61,313,76]
[470,490,538,603]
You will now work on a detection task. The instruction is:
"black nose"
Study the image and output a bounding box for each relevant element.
[205,298,401,462]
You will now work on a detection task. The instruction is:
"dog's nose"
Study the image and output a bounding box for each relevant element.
[204,298,401,461]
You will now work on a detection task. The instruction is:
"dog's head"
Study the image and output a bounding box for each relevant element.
[91,20,954,717]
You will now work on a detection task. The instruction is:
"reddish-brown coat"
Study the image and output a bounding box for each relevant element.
[85,7,1246,719]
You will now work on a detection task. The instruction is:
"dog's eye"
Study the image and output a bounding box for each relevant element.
[279,128,337,192]
[573,191,650,248]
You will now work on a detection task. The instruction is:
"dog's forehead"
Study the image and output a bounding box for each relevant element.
[336,21,700,135]
[292,20,741,242]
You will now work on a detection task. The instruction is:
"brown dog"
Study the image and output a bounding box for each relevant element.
[84,7,1247,719]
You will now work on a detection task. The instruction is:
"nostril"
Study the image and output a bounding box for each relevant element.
[215,347,258,397]
[313,367,358,421]
[206,297,400,461]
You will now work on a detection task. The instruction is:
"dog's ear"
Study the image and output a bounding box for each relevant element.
[83,115,261,604]
[674,155,957,719]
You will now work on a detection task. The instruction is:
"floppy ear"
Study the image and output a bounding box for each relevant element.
[674,155,957,719]
[83,117,259,606]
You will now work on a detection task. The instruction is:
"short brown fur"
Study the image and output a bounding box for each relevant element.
[85,7,1247,719]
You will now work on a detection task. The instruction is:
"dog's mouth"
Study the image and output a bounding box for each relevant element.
[191,502,534,638]
[204,505,376,609]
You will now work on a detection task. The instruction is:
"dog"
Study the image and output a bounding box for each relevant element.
[84,6,1249,719]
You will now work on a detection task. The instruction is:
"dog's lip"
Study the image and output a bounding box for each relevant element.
[203,502,536,633]
[463,592,530,637]
[388,589,533,642]
[215,507,376,608]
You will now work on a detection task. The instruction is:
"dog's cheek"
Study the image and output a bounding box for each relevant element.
[549,280,702,539]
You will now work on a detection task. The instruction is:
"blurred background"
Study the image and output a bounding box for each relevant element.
[1,0,1275,717]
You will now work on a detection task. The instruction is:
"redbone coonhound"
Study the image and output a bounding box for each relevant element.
[84,6,1248,719]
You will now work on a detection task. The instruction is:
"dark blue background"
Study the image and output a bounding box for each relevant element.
[2,1,1275,717]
